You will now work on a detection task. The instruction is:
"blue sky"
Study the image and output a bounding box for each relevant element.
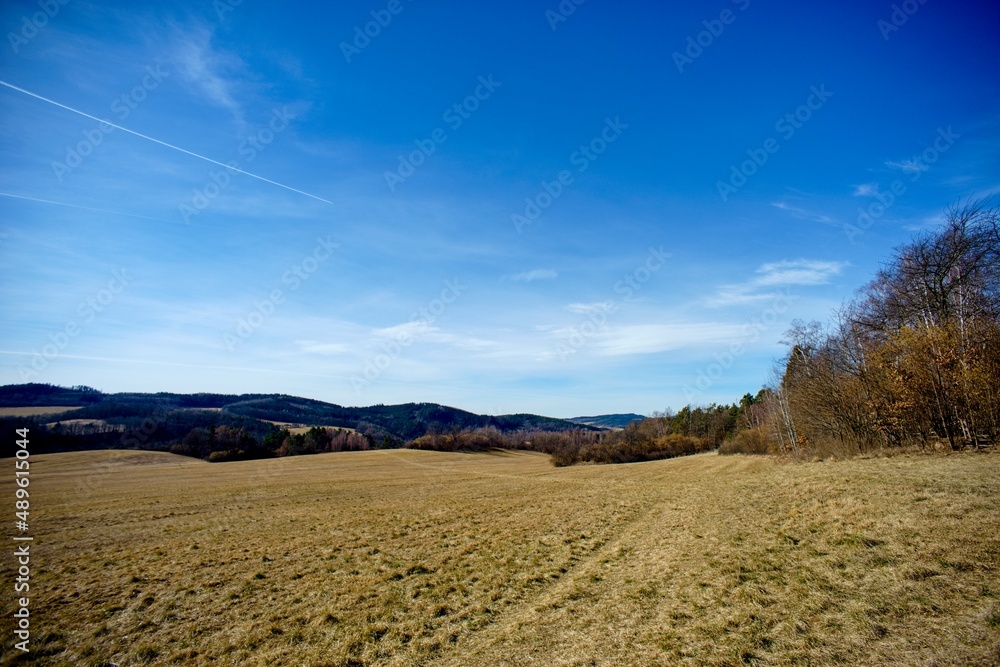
[1,0,997,417]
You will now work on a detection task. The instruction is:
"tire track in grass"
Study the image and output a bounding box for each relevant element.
[426,454,759,666]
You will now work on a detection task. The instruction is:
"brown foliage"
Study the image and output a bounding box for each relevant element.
[746,202,1000,457]
[719,428,770,455]
[407,420,716,467]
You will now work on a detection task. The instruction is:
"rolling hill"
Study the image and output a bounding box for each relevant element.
[0,383,598,458]
[4,448,996,665]
[568,413,646,429]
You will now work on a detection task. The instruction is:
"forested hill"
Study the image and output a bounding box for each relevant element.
[568,414,646,429]
[0,384,598,458]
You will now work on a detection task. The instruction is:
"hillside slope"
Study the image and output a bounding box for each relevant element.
[3,449,997,666]
[568,413,646,429]
[0,384,595,457]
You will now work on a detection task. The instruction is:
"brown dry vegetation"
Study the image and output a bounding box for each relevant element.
[0,407,82,418]
[725,203,1000,459]
[2,449,998,666]
[267,422,358,436]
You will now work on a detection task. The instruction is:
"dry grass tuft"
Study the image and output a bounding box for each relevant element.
[1,448,998,665]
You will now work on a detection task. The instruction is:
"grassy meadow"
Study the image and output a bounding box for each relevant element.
[0,407,83,418]
[2,448,998,666]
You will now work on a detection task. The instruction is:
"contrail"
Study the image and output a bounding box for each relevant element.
[0,79,333,205]
[0,192,182,225]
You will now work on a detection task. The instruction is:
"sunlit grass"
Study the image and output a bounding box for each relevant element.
[1,448,998,665]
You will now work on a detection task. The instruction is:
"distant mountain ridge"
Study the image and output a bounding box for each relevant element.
[0,384,598,456]
[567,414,646,430]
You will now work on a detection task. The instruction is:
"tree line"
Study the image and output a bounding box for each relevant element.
[407,403,739,466]
[723,202,1000,456]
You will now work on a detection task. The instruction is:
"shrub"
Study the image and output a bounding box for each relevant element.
[719,429,770,455]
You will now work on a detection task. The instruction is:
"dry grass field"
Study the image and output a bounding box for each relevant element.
[2,448,998,666]
[265,422,358,436]
[0,407,82,418]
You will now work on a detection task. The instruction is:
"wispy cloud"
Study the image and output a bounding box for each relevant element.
[885,159,928,174]
[538,322,748,358]
[709,289,785,307]
[295,340,350,355]
[852,183,879,197]
[755,260,846,286]
[565,301,615,315]
[709,259,845,307]
[508,268,558,283]
[771,200,834,225]
[971,182,1000,198]
[372,321,496,351]
[902,214,946,233]
[172,24,248,125]
[593,323,747,356]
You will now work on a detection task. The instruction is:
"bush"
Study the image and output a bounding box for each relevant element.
[719,429,770,455]
[404,418,722,467]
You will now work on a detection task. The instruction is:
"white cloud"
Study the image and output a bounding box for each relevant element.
[885,159,928,174]
[295,340,349,355]
[755,259,846,286]
[172,25,248,124]
[709,289,785,307]
[771,200,834,224]
[372,321,496,351]
[852,183,879,197]
[509,268,558,282]
[565,301,616,315]
[903,214,946,233]
[594,323,747,356]
[708,259,845,307]
[538,322,749,357]
[373,321,427,341]
[972,182,1000,198]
